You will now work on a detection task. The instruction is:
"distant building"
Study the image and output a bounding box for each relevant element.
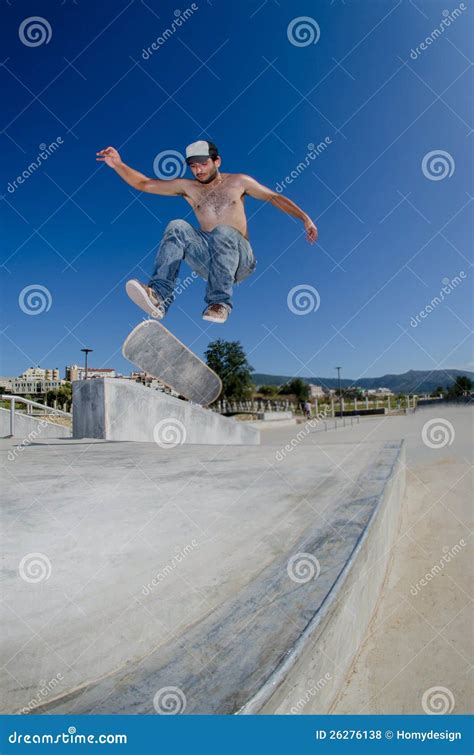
[21,367,60,381]
[366,387,394,396]
[130,371,179,397]
[308,384,326,398]
[11,377,64,394]
[8,367,63,395]
[66,364,117,381]
[0,377,13,391]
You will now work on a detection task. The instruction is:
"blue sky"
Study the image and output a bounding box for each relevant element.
[1,0,472,384]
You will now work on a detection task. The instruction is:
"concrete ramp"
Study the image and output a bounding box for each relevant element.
[72,378,259,445]
[1,433,404,715]
[0,407,71,440]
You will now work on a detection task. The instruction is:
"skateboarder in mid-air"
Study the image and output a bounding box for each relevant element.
[97,140,318,323]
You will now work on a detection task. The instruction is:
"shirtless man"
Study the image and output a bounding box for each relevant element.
[96,140,318,323]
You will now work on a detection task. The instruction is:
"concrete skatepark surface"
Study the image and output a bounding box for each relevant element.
[1,404,472,715]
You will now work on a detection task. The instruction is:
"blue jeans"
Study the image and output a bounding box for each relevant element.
[148,220,257,312]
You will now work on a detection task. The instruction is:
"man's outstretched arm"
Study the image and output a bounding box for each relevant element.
[241,174,318,243]
[96,146,187,196]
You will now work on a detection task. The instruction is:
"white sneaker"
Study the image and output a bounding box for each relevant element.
[202,303,230,323]
[126,279,165,319]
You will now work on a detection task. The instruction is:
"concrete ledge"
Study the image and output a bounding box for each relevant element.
[259,411,293,421]
[72,379,260,446]
[0,407,71,440]
[250,419,298,429]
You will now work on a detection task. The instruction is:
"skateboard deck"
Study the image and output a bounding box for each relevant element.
[122,320,222,406]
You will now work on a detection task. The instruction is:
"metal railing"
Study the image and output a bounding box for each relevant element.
[1,395,72,437]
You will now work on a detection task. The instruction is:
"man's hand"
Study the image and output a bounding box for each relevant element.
[304,218,318,244]
[96,146,122,168]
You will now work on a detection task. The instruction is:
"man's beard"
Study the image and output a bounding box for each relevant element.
[197,168,218,184]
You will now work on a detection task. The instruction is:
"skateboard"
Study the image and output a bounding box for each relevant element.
[122,320,222,406]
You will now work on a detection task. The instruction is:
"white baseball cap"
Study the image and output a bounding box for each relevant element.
[185,140,215,164]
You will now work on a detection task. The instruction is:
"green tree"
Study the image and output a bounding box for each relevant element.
[205,340,254,401]
[279,378,309,402]
[46,382,72,409]
[447,375,472,398]
[259,384,280,398]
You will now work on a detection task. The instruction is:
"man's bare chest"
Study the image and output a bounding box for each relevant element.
[190,182,244,215]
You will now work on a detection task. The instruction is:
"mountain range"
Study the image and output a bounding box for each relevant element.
[251,369,474,395]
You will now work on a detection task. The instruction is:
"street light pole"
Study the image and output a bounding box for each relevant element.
[81,348,93,380]
[335,366,342,418]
